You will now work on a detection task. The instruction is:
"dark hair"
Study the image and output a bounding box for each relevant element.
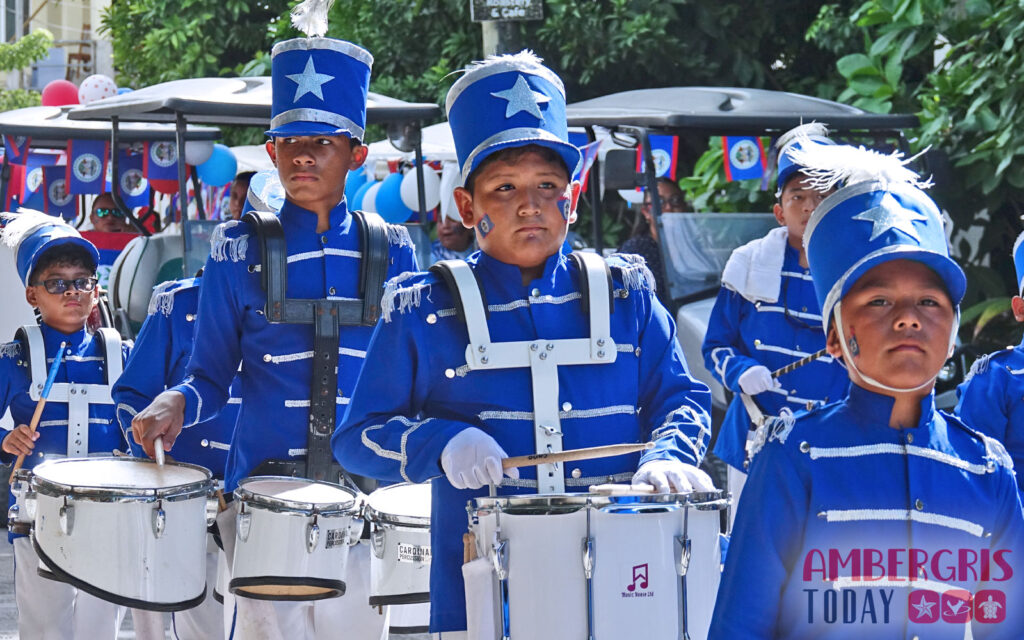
[234,171,256,186]
[32,243,96,280]
[464,144,569,193]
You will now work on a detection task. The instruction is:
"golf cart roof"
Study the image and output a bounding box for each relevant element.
[566,87,918,134]
[0,106,221,147]
[67,76,442,126]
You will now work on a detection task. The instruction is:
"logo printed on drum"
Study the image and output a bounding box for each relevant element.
[397,542,431,563]
[622,563,654,598]
[325,528,348,549]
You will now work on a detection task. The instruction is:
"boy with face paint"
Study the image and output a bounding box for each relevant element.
[0,210,134,639]
[709,144,1024,639]
[333,51,714,636]
[953,230,1024,496]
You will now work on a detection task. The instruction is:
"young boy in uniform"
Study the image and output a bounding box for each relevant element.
[954,230,1024,492]
[129,33,417,640]
[710,144,1024,638]
[702,124,849,507]
[333,51,714,637]
[112,276,240,639]
[0,210,133,638]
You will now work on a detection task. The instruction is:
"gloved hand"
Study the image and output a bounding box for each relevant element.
[632,459,716,494]
[738,365,779,395]
[441,427,520,490]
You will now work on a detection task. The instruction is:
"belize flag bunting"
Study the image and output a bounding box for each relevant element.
[144,140,181,194]
[117,145,150,208]
[80,230,137,288]
[3,162,25,209]
[637,134,679,181]
[722,136,767,182]
[42,165,76,219]
[21,151,59,210]
[66,139,109,194]
[574,139,603,192]
[3,135,30,163]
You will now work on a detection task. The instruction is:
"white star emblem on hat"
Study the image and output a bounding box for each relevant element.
[491,75,550,120]
[852,193,929,242]
[286,56,335,102]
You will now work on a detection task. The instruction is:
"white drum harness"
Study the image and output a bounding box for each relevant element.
[431,252,617,493]
[17,324,123,457]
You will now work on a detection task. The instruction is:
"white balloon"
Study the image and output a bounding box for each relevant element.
[618,188,646,204]
[184,140,214,166]
[399,166,441,211]
[362,182,383,213]
[77,74,117,105]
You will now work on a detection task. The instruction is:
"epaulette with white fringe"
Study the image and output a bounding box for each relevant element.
[209,220,249,263]
[147,280,184,317]
[0,341,20,359]
[607,253,657,293]
[746,407,797,462]
[380,271,432,323]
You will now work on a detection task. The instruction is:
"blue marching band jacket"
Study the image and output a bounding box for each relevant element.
[169,198,417,492]
[112,277,240,478]
[333,245,713,631]
[703,243,849,471]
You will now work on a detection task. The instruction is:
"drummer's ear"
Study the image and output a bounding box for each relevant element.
[265,140,277,167]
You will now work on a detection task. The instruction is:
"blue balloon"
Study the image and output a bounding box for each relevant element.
[345,168,368,204]
[197,144,237,188]
[376,172,414,223]
[117,87,133,95]
[351,179,377,211]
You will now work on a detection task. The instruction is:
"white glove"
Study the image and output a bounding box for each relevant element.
[441,427,520,490]
[632,459,716,494]
[738,365,779,395]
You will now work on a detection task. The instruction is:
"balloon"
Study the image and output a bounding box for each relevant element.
[184,140,215,166]
[376,172,415,223]
[351,179,376,211]
[618,188,645,205]
[344,168,368,204]
[361,182,383,214]
[197,144,237,188]
[78,74,117,105]
[399,166,441,212]
[41,79,79,107]
[117,87,133,95]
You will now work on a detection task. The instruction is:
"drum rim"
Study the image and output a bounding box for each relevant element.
[30,456,214,502]
[471,490,729,514]
[364,482,431,528]
[234,475,359,516]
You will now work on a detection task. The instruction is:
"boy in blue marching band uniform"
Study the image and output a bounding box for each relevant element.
[334,51,714,637]
[710,142,1024,638]
[112,276,240,640]
[131,31,417,640]
[0,211,132,638]
[954,230,1024,492]
[702,124,849,505]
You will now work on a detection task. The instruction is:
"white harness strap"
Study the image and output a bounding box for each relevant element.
[24,326,121,457]
[446,252,616,493]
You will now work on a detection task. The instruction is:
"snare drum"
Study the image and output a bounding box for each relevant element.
[8,468,35,536]
[365,482,431,606]
[230,476,363,601]
[30,457,215,611]
[469,491,728,640]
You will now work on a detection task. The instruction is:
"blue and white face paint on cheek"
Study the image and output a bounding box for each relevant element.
[558,194,572,221]
[477,213,494,238]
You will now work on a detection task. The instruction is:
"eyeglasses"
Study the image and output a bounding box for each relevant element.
[94,208,126,219]
[642,196,686,211]
[30,277,99,294]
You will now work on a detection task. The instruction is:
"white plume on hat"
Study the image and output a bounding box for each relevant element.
[786,131,932,193]
[290,0,335,38]
[0,209,73,249]
[775,122,830,152]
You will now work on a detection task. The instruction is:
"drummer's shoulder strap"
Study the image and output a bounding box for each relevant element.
[18,325,123,401]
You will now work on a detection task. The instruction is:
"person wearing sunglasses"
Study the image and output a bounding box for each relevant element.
[90,192,135,233]
[619,177,688,302]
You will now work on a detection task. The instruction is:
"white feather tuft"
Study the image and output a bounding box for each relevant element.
[466,50,546,74]
[775,122,830,153]
[0,209,72,249]
[290,0,335,38]
[785,132,931,193]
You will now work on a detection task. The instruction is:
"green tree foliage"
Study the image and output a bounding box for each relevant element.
[101,0,290,87]
[0,29,52,112]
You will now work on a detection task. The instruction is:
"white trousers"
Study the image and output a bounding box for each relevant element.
[217,503,389,640]
[13,536,126,639]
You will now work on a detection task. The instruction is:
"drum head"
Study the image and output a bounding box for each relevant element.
[237,477,356,514]
[366,483,431,522]
[32,457,209,491]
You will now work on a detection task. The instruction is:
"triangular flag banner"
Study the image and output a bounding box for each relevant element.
[43,165,77,219]
[722,136,767,182]
[4,162,25,209]
[574,139,603,192]
[66,139,109,195]
[21,151,60,210]
[145,141,182,194]
[3,135,30,163]
[117,145,150,208]
[637,134,679,181]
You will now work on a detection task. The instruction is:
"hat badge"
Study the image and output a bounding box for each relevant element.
[287,56,334,102]
[491,74,550,120]
[851,193,929,242]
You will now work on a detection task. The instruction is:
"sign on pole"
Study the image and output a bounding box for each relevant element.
[471,0,543,22]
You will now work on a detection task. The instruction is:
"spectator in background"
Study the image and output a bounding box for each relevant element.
[228,171,256,220]
[618,177,688,299]
[430,207,475,263]
[89,192,136,233]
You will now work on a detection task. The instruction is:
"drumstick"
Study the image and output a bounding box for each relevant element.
[153,436,165,466]
[9,342,66,485]
[771,348,828,379]
[463,532,478,564]
[502,442,653,470]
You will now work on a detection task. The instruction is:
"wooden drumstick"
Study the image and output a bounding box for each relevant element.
[9,342,66,485]
[771,348,828,379]
[153,436,165,466]
[502,442,654,470]
[463,532,478,564]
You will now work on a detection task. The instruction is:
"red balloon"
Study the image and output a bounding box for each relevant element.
[41,79,80,107]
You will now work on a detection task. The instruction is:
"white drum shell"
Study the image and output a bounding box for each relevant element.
[366,483,431,604]
[31,460,212,609]
[471,495,724,640]
[8,469,35,531]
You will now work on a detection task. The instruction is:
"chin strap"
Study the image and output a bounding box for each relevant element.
[833,301,958,395]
